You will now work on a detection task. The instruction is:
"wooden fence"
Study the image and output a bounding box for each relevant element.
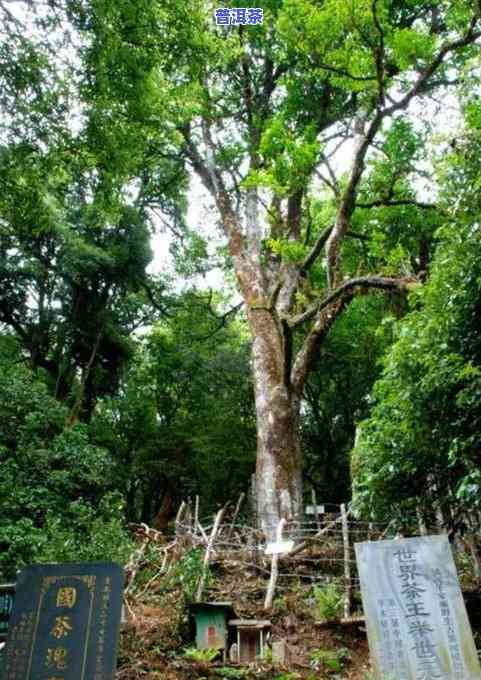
[125,496,481,619]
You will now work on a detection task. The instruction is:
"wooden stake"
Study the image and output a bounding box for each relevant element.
[341,503,351,619]
[175,501,186,538]
[194,495,200,535]
[251,474,257,525]
[264,518,286,610]
[187,498,194,533]
[197,521,209,545]
[228,492,245,538]
[195,506,226,602]
[312,489,321,532]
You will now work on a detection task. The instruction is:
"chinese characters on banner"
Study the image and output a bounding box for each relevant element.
[214,8,264,25]
[2,562,124,680]
[355,536,481,680]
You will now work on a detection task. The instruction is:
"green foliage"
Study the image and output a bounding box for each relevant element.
[390,27,435,70]
[35,494,133,565]
[216,668,248,679]
[266,238,307,264]
[0,134,164,419]
[312,583,343,621]
[183,647,219,663]
[169,549,209,603]
[302,295,392,503]
[0,0,184,422]
[95,292,256,523]
[352,123,481,521]
[310,646,350,673]
[2,0,481,587]
[274,594,289,615]
[0,359,132,579]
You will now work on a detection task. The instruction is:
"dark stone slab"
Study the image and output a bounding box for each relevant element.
[0,584,15,642]
[1,562,124,680]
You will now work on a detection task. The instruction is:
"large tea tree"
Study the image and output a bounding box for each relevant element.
[84,0,481,533]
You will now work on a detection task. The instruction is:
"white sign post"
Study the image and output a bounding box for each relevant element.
[355,535,481,680]
[265,540,294,556]
[305,504,325,515]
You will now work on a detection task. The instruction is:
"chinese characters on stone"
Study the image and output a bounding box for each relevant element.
[376,596,409,680]
[44,586,77,679]
[214,8,263,25]
[394,548,444,680]
[4,611,35,680]
[94,576,112,680]
[432,567,464,680]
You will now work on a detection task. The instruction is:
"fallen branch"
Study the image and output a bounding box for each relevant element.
[289,513,345,558]
[124,525,150,595]
[314,616,365,627]
[122,595,136,622]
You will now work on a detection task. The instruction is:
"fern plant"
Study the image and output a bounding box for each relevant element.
[183,647,219,663]
[312,582,343,620]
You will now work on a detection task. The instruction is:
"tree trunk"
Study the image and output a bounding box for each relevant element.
[153,487,175,532]
[249,310,303,538]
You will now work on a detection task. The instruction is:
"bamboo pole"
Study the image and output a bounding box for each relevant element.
[186,498,193,533]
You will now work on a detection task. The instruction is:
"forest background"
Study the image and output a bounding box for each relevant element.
[1,0,481,579]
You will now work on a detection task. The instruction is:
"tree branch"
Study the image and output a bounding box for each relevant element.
[319,152,341,197]
[325,110,383,286]
[355,199,439,210]
[301,224,333,272]
[181,122,246,261]
[325,10,481,288]
[314,58,377,82]
[372,0,386,104]
[384,13,481,118]
[191,302,243,341]
[289,275,417,329]
[290,275,417,392]
[181,124,217,196]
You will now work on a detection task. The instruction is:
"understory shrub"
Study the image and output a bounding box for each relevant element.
[312,582,343,620]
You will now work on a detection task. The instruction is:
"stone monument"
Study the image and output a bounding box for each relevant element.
[355,535,481,680]
[0,584,15,642]
[2,561,124,680]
